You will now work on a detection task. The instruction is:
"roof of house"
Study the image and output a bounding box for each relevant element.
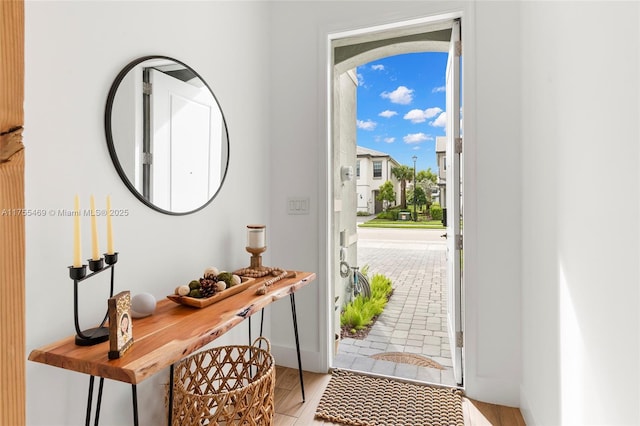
[356,146,400,167]
[357,145,391,157]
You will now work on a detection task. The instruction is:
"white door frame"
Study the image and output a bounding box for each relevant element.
[326,13,466,382]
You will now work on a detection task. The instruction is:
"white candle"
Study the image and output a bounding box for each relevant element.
[73,195,82,267]
[90,195,100,260]
[247,225,266,249]
[106,195,114,255]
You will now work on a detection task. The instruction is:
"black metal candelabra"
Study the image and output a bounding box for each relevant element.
[69,252,118,346]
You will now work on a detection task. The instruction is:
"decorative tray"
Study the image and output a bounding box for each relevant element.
[167,276,256,308]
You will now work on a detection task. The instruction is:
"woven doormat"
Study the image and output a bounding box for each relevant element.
[315,369,464,426]
[369,352,444,370]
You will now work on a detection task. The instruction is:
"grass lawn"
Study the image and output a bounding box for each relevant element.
[358,218,445,230]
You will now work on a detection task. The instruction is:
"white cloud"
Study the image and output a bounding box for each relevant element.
[371,64,385,71]
[384,137,395,143]
[432,86,446,93]
[379,110,398,118]
[357,73,365,87]
[403,133,430,144]
[380,86,414,105]
[403,107,442,124]
[357,119,377,131]
[430,111,447,128]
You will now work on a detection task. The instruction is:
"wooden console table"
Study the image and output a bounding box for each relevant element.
[29,271,316,425]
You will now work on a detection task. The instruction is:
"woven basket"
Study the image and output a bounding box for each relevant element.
[172,337,275,425]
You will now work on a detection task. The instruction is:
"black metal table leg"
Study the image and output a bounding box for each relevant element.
[290,293,305,402]
[259,308,264,338]
[94,378,104,425]
[86,376,95,426]
[131,385,139,426]
[168,364,174,426]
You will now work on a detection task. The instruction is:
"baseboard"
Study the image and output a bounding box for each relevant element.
[270,344,326,373]
[464,375,520,408]
[519,385,537,425]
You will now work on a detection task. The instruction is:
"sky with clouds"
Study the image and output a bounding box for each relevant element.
[356,52,448,173]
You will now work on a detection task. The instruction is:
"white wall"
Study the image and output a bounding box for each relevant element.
[520,2,640,425]
[27,2,640,425]
[267,0,524,407]
[25,2,270,425]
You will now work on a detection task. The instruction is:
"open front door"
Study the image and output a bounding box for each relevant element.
[445,19,463,385]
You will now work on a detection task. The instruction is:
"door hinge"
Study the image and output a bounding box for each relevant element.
[143,82,152,95]
[456,331,463,348]
[142,152,153,165]
[456,234,463,250]
[455,40,462,57]
[455,137,463,154]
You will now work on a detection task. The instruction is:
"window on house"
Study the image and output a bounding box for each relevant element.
[373,161,382,178]
[356,160,360,178]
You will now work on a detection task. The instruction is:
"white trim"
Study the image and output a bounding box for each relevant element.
[271,344,325,373]
[325,8,468,386]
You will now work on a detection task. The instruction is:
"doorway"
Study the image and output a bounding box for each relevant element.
[329,16,463,387]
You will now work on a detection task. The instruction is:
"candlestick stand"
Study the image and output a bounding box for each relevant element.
[247,246,267,270]
[70,253,118,346]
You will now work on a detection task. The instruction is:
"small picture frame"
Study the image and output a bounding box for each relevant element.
[108,290,134,359]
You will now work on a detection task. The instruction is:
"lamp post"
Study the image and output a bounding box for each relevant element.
[412,155,417,221]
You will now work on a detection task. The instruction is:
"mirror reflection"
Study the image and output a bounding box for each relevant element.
[106,56,229,215]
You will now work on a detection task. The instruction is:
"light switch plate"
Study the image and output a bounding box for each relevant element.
[287,197,310,215]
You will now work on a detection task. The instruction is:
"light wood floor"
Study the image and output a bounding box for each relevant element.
[273,366,525,425]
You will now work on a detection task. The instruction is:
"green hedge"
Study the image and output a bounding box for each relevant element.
[430,203,443,221]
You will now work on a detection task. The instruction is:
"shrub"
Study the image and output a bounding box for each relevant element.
[430,202,443,221]
[340,272,393,331]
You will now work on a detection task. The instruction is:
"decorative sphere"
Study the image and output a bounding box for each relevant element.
[131,292,156,318]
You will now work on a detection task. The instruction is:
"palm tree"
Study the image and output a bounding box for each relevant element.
[391,165,414,209]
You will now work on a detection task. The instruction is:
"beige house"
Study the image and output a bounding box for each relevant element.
[356,146,401,214]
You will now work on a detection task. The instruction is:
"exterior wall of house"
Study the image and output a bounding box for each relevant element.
[333,69,358,343]
[356,150,401,214]
[435,136,446,207]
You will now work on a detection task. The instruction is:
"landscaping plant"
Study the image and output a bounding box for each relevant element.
[340,272,393,334]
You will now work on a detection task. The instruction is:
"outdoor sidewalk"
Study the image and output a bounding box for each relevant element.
[334,238,456,387]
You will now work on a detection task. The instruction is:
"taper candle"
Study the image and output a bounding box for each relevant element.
[90,195,100,260]
[73,195,82,267]
[106,195,114,255]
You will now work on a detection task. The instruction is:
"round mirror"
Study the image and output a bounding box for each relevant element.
[105,56,229,215]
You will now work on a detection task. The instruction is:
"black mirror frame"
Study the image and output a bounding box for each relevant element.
[105,55,230,215]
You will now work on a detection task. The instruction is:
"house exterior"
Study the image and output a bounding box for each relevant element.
[356,146,401,214]
[435,136,446,207]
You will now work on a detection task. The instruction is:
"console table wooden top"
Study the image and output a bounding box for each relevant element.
[28,271,316,385]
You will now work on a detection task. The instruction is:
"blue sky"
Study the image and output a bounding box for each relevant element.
[356,52,448,173]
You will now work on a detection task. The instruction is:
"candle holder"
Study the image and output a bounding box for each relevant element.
[69,265,87,280]
[104,252,118,265]
[246,246,267,270]
[70,255,118,346]
[235,224,289,280]
[88,258,104,272]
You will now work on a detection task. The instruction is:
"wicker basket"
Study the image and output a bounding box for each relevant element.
[172,337,275,425]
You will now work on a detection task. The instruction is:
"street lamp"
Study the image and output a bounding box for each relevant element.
[412,155,417,221]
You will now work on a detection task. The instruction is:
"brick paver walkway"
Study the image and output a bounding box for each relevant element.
[334,239,456,386]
